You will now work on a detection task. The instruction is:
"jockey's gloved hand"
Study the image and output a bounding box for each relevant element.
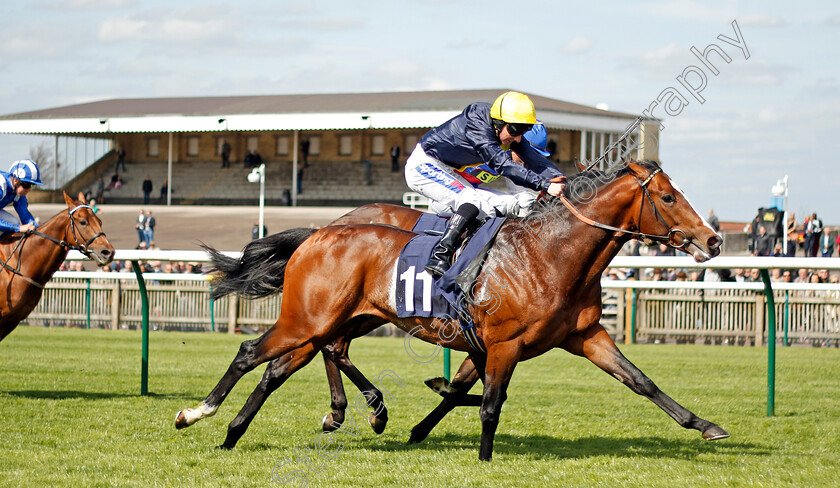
[547,176,567,197]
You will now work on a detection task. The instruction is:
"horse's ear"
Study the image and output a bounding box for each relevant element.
[63,192,75,207]
[77,192,86,204]
[573,159,587,172]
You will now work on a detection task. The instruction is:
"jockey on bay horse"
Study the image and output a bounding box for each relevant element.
[404,91,567,276]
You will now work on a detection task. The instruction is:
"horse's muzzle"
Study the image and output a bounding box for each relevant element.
[91,247,115,266]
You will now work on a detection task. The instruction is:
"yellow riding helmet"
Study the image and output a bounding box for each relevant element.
[490,91,537,125]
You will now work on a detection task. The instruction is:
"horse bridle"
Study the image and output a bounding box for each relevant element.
[30,204,106,258]
[0,204,105,289]
[555,168,691,251]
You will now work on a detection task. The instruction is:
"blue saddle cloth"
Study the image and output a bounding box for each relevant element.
[395,216,506,325]
[410,212,448,234]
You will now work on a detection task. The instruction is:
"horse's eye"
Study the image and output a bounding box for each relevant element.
[662,194,676,204]
[80,219,88,225]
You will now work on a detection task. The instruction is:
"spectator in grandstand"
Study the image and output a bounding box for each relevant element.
[804,213,823,257]
[753,225,773,257]
[251,222,267,240]
[116,146,127,173]
[110,171,122,189]
[135,209,146,245]
[142,176,153,205]
[390,143,401,172]
[89,198,99,214]
[95,176,105,203]
[773,242,784,257]
[786,231,798,257]
[817,269,830,283]
[733,268,746,282]
[781,270,792,283]
[159,179,169,203]
[300,138,310,167]
[144,210,156,247]
[747,269,761,282]
[820,227,833,257]
[251,149,263,168]
[655,242,676,257]
[794,268,810,283]
[707,209,720,232]
[0,159,43,236]
[405,91,566,276]
[221,139,232,168]
[243,150,254,168]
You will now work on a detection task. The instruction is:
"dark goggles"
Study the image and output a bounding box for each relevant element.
[505,123,533,137]
[19,181,32,190]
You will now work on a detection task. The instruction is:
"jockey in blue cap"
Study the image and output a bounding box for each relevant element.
[405,91,566,276]
[0,159,44,235]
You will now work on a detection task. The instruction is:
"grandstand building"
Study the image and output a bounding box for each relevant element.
[0,89,656,206]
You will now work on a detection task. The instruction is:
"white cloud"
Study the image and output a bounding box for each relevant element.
[559,37,593,54]
[279,17,366,31]
[738,14,785,27]
[0,28,83,57]
[824,14,840,26]
[98,15,228,43]
[40,0,132,10]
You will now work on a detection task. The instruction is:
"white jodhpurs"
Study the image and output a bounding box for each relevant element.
[404,144,534,218]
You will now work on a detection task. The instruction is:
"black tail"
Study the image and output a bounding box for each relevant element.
[202,227,318,300]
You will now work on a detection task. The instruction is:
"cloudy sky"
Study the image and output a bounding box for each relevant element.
[1,0,838,224]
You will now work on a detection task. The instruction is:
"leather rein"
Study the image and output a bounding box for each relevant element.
[1,204,103,289]
[555,168,690,250]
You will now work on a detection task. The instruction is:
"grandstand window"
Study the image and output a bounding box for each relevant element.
[371,135,385,156]
[404,134,418,153]
[309,136,321,155]
[186,136,199,156]
[247,136,259,152]
[338,135,352,156]
[275,136,289,156]
[147,137,160,157]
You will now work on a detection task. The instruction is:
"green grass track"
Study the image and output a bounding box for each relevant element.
[1,327,838,487]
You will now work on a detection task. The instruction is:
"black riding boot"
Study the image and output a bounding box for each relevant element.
[425,204,478,277]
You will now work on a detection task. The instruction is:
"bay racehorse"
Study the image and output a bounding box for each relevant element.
[178,161,728,460]
[0,192,114,342]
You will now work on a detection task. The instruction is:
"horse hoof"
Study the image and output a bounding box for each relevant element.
[322,413,340,432]
[369,415,388,435]
[407,428,427,444]
[424,377,454,397]
[175,409,192,429]
[702,425,730,441]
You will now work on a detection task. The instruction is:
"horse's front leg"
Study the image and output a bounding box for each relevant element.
[478,345,520,461]
[220,343,320,449]
[408,356,483,444]
[175,326,293,430]
[562,325,729,441]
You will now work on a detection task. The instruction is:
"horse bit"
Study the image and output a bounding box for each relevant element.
[1,204,104,289]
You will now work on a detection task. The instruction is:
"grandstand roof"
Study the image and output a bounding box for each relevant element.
[0,89,641,135]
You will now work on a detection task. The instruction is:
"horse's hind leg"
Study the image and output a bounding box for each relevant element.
[320,318,390,434]
[408,356,483,444]
[220,343,320,449]
[320,345,349,433]
[563,325,729,441]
